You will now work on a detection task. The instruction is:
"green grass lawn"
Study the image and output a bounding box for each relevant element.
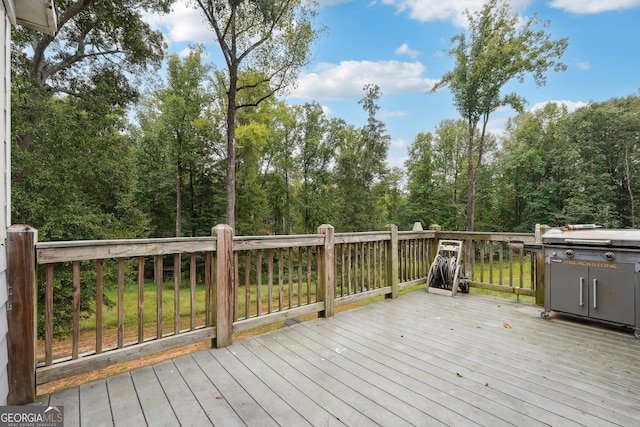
[79,279,318,333]
[470,254,535,289]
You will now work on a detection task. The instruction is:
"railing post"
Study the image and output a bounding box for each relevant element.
[317,224,335,318]
[212,224,234,348]
[6,225,38,405]
[429,224,441,267]
[384,224,398,299]
[535,224,549,305]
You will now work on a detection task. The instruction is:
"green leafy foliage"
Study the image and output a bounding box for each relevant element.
[135,49,224,237]
[431,0,568,231]
[195,0,324,229]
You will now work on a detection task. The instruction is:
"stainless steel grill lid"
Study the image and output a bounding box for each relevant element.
[542,228,640,247]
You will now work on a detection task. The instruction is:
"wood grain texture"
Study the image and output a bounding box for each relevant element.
[38,292,640,426]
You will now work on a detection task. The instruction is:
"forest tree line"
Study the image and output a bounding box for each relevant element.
[10,1,640,241]
[13,45,640,240]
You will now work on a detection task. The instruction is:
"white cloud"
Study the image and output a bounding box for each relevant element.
[486,115,509,137]
[531,100,589,113]
[143,3,214,44]
[290,60,437,100]
[576,61,591,70]
[548,0,640,14]
[379,0,531,26]
[387,155,409,170]
[176,46,210,59]
[381,110,410,118]
[395,43,421,58]
[321,105,334,116]
[316,0,353,7]
[391,138,408,149]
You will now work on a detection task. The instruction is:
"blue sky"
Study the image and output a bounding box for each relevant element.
[146,0,640,170]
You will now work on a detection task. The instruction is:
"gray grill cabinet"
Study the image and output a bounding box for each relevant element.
[542,228,640,339]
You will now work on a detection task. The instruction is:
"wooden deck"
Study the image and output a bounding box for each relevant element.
[34,291,640,426]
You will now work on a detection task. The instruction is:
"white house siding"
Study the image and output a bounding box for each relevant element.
[0,3,9,405]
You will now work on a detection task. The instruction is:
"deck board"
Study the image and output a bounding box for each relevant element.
[338,299,636,426]
[171,354,245,427]
[48,386,79,427]
[78,379,113,427]
[243,335,377,426]
[302,314,538,426]
[34,292,640,426]
[208,343,313,426]
[152,360,213,426]
[191,350,278,426]
[106,372,146,426]
[130,365,179,427]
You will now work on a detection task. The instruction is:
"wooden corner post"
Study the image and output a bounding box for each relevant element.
[6,225,38,405]
[429,224,441,270]
[385,224,399,299]
[317,224,335,318]
[535,224,550,306]
[212,224,234,348]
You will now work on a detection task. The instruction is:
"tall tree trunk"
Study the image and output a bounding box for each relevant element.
[176,155,183,237]
[189,168,196,237]
[624,145,636,228]
[226,62,238,231]
[466,120,476,232]
[465,120,477,274]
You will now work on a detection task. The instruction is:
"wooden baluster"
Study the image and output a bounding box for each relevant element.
[155,255,163,339]
[268,248,273,314]
[205,251,212,326]
[45,265,53,366]
[245,251,251,319]
[97,259,104,352]
[137,257,144,344]
[297,247,303,307]
[256,249,262,316]
[278,248,284,311]
[117,258,124,348]
[191,253,196,330]
[288,247,293,308]
[73,261,81,358]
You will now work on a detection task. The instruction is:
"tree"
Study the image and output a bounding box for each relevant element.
[562,98,640,228]
[12,97,148,241]
[334,84,390,231]
[147,49,213,236]
[12,95,147,337]
[293,103,337,233]
[404,132,436,227]
[498,103,570,230]
[431,0,567,233]
[12,0,170,149]
[194,0,322,230]
[613,95,640,227]
[430,119,469,230]
[11,0,172,336]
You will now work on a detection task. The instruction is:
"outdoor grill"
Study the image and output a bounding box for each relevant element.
[542,227,640,339]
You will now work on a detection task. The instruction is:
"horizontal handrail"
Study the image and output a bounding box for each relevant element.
[7,224,543,400]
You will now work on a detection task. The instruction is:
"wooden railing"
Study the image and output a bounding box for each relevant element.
[436,231,543,300]
[5,223,543,404]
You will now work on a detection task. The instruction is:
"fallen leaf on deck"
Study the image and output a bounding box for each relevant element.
[503,321,512,329]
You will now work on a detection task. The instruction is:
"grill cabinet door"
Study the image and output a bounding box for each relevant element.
[588,267,635,325]
[548,262,589,317]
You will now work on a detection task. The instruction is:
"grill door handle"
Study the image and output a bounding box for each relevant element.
[579,277,584,306]
[593,279,597,309]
